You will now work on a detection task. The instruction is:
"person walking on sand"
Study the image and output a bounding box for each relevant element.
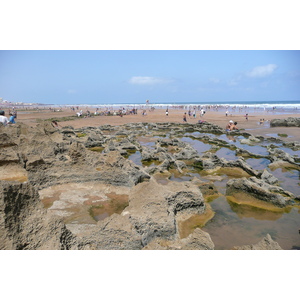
[245,113,248,121]
[183,112,187,122]
[166,108,169,116]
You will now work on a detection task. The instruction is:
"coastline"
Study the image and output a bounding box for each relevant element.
[11,106,300,142]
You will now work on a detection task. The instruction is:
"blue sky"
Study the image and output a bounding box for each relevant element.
[0,50,299,105]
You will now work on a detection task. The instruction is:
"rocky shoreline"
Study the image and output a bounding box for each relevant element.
[1,119,299,250]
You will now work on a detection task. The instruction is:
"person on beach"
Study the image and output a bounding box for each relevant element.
[245,113,248,121]
[183,112,187,122]
[166,108,169,116]
[231,122,238,130]
[0,110,9,126]
[8,113,16,124]
[225,120,234,131]
[200,108,205,117]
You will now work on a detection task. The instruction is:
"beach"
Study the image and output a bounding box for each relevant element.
[1,104,300,250]
[13,106,300,141]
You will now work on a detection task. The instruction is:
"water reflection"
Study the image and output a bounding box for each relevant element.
[268,167,300,195]
[227,198,290,221]
[123,129,300,249]
[127,151,142,165]
[202,196,300,250]
[215,148,238,161]
[245,158,270,170]
[181,137,211,154]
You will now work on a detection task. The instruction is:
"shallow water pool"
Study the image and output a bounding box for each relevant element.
[202,196,300,250]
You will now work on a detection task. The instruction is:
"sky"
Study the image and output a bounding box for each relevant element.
[0,50,299,105]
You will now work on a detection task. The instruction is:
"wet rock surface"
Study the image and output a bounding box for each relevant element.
[1,120,299,250]
[226,177,295,207]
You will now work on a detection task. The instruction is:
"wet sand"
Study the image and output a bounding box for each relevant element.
[13,107,300,141]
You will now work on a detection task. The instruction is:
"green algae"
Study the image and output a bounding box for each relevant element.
[226,194,292,213]
[88,146,104,152]
[76,132,87,138]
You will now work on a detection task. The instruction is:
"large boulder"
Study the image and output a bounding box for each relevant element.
[122,179,206,246]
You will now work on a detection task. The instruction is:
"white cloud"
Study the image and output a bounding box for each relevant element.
[129,76,171,85]
[246,64,278,78]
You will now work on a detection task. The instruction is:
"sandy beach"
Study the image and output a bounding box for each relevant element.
[12,106,300,142]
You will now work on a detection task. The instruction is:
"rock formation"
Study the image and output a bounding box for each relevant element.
[0,181,77,250]
[270,117,300,127]
[1,120,299,250]
[226,177,295,207]
[233,234,282,250]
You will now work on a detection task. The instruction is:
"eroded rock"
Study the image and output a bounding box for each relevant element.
[233,234,282,250]
[226,177,295,207]
[270,117,300,127]
[0,181,77,250]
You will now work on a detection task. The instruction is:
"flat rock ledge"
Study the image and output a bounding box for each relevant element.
[270,117,300,127]
[0,178,212,250]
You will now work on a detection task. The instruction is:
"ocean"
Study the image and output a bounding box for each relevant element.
[65,99,300,114]
[5,99,300,115]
